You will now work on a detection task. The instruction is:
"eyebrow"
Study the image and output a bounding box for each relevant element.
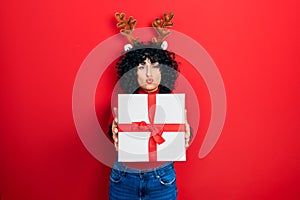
[139,60,159,65]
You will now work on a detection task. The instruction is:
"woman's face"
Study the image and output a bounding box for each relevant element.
[137,58,161,93]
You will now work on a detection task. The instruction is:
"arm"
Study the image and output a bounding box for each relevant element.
[111,107,118,151]
[185,109,192,148]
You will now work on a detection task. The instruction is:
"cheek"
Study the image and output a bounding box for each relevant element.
[136,72,144,85]
[155,71,162,82]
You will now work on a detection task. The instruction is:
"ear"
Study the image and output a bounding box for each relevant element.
[124,44,133,51]
[161,41,168,50]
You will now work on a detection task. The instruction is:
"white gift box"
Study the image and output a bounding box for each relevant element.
[118,94,186,162]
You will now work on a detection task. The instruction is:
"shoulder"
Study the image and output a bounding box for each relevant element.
[159,86,172,94]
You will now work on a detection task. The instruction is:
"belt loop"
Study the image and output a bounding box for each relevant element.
[154,168,159,179]
[139,169,143,179]
[122,166,127,176]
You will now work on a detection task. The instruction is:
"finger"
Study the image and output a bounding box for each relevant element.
[112,132,118,152]
[185,109,188,123]
[113,136,118,143]
[113,107,118,115]
[113,127,118,134]
[185,131,190,148]
[111,123,118,135]
[184,109,190,148]
[114,141,118,151]
[112,130,118,140]
[114,117,118,124]
[185,124,190,148]
[113,124,118,151]
[185,124,191,138]
[185,140,189,148]
[113,107,118,123]
[185,124,190,138]
[112,119,118,130]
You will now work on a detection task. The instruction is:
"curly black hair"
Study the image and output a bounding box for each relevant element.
[115,42,179,94]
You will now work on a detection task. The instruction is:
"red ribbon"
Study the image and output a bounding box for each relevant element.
[118,93,186,161]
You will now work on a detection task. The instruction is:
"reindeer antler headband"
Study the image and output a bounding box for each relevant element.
[115,12,174,51]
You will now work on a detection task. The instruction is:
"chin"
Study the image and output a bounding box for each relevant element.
[140,88,157,93]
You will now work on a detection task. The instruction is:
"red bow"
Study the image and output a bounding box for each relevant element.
[131,121,165,145]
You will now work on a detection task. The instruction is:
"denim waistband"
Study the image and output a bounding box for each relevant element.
[112,162,174,177]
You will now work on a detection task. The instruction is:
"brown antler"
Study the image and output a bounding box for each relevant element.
[115,12,138,43]
[152,12,174,43]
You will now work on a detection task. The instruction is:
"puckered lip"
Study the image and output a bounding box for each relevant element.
[146,78,153,84]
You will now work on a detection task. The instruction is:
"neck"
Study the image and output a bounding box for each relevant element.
[138,87,159,94]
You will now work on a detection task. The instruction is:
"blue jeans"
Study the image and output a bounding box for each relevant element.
[109,162,177,200]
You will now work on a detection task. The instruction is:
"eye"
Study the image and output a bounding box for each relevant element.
[138,66,145,70]
[152,62,160,68]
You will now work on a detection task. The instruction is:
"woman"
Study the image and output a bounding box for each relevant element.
[108,43,191,200]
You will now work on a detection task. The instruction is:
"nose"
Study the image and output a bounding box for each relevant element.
[146,65,152,77]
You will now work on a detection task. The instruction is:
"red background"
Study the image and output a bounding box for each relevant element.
[1,0,300,199]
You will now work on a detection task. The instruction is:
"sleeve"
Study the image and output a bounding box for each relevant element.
[108,122,113,140]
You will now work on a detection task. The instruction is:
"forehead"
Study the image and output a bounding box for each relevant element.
[138,58,159,65]
[139,53,159,62]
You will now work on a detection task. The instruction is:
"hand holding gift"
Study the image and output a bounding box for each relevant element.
[185,109,191,148]
[112,105,191,152]
[111,107,119,151]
